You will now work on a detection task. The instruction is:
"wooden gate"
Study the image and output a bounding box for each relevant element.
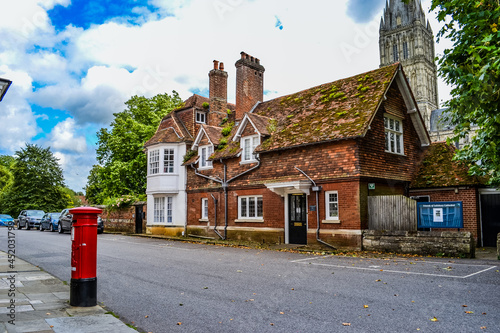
[368,195,417,231]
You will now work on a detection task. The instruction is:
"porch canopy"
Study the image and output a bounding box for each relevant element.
[265,180,311,197]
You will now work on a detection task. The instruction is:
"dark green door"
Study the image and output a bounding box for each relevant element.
[481,194,500,247]
[289,194,307,245]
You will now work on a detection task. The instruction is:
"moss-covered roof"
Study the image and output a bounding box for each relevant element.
[250,63,399,152]
[246,113,272,136]
[411,142,484,188]
[202,125,223,145]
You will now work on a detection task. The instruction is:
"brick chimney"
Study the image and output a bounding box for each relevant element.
[235,52,265,121]
[208,60,228,125]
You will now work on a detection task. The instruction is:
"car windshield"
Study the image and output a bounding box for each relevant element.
[27,210,45,217]
[50,213,60,218]
[0,214,12,219]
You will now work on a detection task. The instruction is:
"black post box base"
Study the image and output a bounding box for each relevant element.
[70,278,97,307]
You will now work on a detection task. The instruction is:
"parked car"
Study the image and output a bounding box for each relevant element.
[18,210,45,230]
[58,209,104,234]
[40,212,61,232]
[58,209,72,233]
[97,216,104,234]
[0,214,14,227]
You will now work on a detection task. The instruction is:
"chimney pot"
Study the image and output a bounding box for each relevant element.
[213,60,219,70]
[219,62,224,70]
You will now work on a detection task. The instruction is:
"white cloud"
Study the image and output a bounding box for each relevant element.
[0,66,39,153]
[47,118,87,153]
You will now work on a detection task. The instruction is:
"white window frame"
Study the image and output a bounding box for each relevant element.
[166,197,173,223]
[325,191,339,221]
[238,195,263,219]
[384,115,404,155]
[199,145,213,169]
[201,198,209,220]
[196,111,206,124]
[149,149,160,175]
[163,148,175,173]
[154,197,165,223]
[241,135,260,163]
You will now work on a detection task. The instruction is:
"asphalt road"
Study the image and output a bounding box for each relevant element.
[1,228,499,333]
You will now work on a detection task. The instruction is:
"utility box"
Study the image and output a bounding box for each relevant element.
[69,206,102,307]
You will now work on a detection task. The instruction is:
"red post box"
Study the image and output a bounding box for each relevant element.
[69,206,102,307]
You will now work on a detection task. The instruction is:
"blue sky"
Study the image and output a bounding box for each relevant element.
[0,0,450,192]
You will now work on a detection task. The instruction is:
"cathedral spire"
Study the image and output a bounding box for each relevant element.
[379,0,439,130]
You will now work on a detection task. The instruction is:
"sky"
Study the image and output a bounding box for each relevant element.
[0,0,452,192]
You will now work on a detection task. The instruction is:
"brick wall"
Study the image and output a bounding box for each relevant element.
[358,83,426,181]
[408,187,480,240]
[100,204,147,233]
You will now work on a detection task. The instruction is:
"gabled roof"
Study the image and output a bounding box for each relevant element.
[192,124,223,150]
[144,127,183,147]
[233,113,272,141]
[240,63,429,153]
[411,142,484,188]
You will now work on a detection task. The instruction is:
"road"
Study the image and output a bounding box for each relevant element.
[1,228,499,333]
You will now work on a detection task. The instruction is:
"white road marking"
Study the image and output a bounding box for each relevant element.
[291,256,497,279]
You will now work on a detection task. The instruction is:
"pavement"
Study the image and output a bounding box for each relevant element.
[0,251,136,333]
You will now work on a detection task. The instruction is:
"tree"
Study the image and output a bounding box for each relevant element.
[0,144,71,216]
[85,92,183,204]
[428,0,500,186]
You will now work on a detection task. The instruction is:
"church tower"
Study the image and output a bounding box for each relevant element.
[379,0,439,129]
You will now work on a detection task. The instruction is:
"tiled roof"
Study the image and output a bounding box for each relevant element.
[247,113,272,136]
[202,125,223,145]
[144,127,184,147]
[250,63,400,152]
[411,142,483,188]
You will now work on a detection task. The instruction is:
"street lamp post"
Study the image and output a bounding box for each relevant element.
[0,77,12,102]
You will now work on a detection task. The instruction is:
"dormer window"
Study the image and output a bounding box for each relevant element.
[199,145,213,169]
[241,135,259,163]
[196,111,206,124]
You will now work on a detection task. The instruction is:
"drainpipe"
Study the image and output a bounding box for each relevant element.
[295,166,336,250]
[191,157,261,240]
[210,193,224,240]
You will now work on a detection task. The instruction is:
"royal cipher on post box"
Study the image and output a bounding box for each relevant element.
[69,207,102,307]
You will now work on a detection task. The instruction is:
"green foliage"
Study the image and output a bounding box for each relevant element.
[104,194,145,211]
[428,0,500,186]
[221,122,234,137]
[85,92,183,204]
[183,149,197,163]
[202,102,209,109]
[0,144,71,216]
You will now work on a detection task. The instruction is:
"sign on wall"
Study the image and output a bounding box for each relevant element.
[417,202,463,229]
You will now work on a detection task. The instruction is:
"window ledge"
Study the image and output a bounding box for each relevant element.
[235,218,264,223]
[239,160,258,165]
[322,219,341,224]
[198,166,213,171]
[385,150,406,156]
[199,218,209,222]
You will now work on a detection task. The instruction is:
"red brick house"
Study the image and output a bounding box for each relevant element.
[410,142,500,247]
[183,53,431,249]
[143,60,235,236]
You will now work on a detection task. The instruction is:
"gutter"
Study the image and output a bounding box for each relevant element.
[294,166,336,250]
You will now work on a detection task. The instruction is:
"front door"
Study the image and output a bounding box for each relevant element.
[288,194,307,245]
[135,205,144,234]
[481,194,500,247]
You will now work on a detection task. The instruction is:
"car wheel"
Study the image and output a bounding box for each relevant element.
[26,223,30,230]
[17,222,22,229]
[51,223,56,232]
[58,223,63,233]
[40,224,44,231]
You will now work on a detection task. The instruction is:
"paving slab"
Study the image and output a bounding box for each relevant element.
[0,251,136,333]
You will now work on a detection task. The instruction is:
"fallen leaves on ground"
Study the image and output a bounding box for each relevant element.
[430,317,438,322]
[342,323,351,326]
